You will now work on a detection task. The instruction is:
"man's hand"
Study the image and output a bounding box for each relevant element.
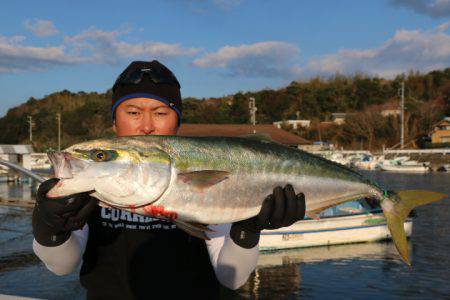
[32,178,97,247]
[230,184,306,249]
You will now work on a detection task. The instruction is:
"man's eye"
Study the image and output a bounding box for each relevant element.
[155,112,168,116]
[127,111,140,115]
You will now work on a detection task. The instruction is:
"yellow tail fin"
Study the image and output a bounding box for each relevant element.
[381,190,448,265]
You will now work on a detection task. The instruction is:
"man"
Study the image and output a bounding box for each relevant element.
[32,61,306,299]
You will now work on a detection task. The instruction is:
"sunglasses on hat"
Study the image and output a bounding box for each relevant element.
[113,64,180,92]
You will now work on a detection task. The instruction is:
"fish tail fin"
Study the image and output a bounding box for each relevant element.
[381,190,447,265]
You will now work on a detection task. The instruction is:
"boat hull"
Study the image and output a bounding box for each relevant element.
[379,164,429,173]
[260,212,413,250]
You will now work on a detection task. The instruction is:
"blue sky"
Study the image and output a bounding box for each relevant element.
[1,0,449,117]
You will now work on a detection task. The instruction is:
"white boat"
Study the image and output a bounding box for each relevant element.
[379,162,430,173]
[353,154,384,170]
[259,201,412,251]
[376,156,430,173]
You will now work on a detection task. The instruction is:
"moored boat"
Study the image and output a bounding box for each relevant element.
[260,201,412,251]
[379,163,430,173]
[376,156,430,173]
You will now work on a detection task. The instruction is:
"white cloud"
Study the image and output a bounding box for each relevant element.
[24,19,59,37]
[300,23,450,78]
[193,41,301,78]
[0,27,200,73]
[0,35,86,73]
[390,0,450,18]
[64,27,201,64]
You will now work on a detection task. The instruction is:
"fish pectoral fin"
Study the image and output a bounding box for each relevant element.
[173,220,214,240]
[177,170,230,191]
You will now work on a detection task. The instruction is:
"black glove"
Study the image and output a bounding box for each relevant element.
[32,178,97,247]
[230,184,306,249]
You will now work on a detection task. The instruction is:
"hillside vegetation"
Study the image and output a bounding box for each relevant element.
[0,69,448,151]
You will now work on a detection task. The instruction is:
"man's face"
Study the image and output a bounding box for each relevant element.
[113,97,179,137]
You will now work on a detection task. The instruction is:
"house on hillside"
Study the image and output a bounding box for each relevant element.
[273,120,311,130]
[431,117,450,144]
[331,113,346,125]
[178,124,311,147]
[380,102,401,117]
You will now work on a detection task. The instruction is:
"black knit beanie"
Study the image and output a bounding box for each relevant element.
[111,60,182,124]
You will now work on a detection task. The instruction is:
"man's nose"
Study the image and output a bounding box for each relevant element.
[140,112,155,135]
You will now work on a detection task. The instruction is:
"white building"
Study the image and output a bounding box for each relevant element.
[331,113,346,125]
[380,103,401,117]
[0,144,35,176]
[273,120,311,130]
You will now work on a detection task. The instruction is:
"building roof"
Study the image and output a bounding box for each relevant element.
[331,113,346,118]
[380,102,400,110]
[311,121,335,130]
[432,117,450,128]
[0,145,34,154]
[178,124,311,146]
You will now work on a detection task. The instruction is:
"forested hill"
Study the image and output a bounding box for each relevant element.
[1,68,449,151]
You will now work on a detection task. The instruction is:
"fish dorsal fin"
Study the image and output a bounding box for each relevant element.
[173,220,214,240]
[178,170,230,190]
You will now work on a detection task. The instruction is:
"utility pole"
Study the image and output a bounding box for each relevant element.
[249,97,257,134]
[56,113,61,151]
[400,81,405,149]
[27,116,35,143]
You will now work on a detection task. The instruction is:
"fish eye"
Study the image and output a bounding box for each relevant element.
[92,150,109,162]
[97,152,105,160]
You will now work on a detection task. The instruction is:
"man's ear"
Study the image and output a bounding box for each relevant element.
[112,121,117,133]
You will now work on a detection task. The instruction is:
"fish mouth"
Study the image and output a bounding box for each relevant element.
[48,151,73,179]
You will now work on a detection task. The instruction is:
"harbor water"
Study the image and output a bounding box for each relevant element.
[0,172,449,299]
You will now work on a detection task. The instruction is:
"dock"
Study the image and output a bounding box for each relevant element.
[0,197,35,208]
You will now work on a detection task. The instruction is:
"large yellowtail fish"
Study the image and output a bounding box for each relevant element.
[46,136,447,265]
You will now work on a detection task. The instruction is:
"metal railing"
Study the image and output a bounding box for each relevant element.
[382,149,449,155]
